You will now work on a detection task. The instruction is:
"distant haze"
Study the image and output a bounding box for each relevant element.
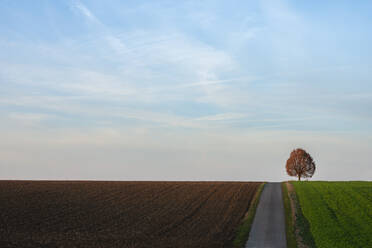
[1,0,371,181]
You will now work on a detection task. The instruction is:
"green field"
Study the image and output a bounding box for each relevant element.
[291,181,372,248]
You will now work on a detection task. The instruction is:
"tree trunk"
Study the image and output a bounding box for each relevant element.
[298,174,301,181]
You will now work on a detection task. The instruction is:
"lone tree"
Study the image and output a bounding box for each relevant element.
[286,148,316,181]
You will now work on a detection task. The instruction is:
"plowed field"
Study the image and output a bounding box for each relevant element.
[0,181,261,248]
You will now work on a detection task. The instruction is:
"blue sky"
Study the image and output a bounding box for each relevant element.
[1,0,372,181]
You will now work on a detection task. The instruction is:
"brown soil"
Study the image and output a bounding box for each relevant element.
[0,181,261,248]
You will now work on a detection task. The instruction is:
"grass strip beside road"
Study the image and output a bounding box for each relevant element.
[283,182,317,248]
[282,182,298,248]
[233,182,265,248]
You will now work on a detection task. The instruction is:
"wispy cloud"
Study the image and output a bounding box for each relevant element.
[72,1,100,23]
[8,113,54,124]
[195,113,247,121]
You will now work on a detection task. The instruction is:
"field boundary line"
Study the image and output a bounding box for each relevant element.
[232,182,265,248]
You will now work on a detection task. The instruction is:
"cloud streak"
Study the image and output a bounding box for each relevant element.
[72,1,100,23]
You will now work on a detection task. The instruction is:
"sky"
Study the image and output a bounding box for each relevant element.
[1,0,372,181]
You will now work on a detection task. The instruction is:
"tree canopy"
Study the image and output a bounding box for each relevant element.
[286,148,316,181]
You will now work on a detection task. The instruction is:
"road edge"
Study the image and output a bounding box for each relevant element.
[232,182,266,248]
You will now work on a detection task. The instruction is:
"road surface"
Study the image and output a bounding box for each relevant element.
[245,182,286,248]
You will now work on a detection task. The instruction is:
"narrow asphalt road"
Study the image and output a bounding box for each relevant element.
[245,182,286,248]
